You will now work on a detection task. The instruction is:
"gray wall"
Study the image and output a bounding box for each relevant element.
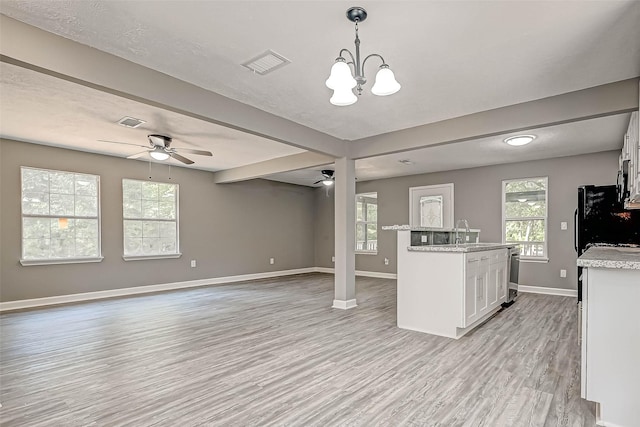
[315,151,620,290]
[0,139,316,302]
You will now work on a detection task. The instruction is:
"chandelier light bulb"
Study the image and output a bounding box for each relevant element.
[330,87,358,106]
[322,179,334,186]
[371,65,401,96]
[150,148,170,161]
[325,59,357,90]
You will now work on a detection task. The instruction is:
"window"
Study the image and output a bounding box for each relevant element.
[356,192,377,253]
[21,167,101,265]
[502,177,548,260]
[122,179,180,260]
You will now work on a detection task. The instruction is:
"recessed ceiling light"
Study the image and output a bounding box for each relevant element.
[504,135,536,146]
[398,159,413,165]
[118,116,146,128]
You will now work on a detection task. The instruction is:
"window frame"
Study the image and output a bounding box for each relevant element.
[121,178,181,261]
[20,166,103,266]
[355,192,378,255]
[501,176,549,262]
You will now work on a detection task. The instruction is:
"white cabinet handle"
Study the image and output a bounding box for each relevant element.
[481,256,489,260]
[468,259,479,263]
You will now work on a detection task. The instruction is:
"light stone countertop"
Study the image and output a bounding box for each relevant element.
[381,225,481,232]
[409,227,482,233]
[407,243,515,253]
[577,247,640,270]
[381,225,411,231]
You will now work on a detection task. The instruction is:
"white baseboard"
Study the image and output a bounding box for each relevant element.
[0,267,316,312]
[519,285,578,298]
[0,267,399,312]
[332,299,358,310]
[314,267,397,280]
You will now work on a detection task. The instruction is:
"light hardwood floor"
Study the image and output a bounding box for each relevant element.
[0,273,595,426]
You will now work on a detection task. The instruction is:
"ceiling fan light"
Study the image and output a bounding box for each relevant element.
[149,148,170,161]
[326,59,357,90]
[322,179,334,186]
[330,87,358,106]
[371,65,401,96]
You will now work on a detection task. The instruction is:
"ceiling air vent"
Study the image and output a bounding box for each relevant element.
[117,116,146,128]
[242,50,291,75]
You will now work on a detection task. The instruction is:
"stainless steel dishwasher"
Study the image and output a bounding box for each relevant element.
[502,247,520,307]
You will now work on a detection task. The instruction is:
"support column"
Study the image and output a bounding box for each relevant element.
[333,157,357,309]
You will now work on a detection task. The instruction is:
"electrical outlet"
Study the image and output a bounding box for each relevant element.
[269,257,275,265]
[560,269,567,278]
[421,235,427,243]
[331,256,335,263]
[190,260,196,268]
[560,221,568,230]
[384,258,389,265]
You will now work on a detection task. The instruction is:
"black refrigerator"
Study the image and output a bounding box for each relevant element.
[575,185,640,301]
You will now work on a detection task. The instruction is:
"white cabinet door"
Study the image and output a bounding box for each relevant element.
[464,267,479,327]
[626,111,639,202]
[487,264,499,307]
[490,262,508,307]
[581,268,588,399]
[464,250,509,327]
[476,267,488,314]
[497,263,508,302]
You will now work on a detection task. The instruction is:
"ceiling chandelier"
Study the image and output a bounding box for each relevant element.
[326,7,401,106]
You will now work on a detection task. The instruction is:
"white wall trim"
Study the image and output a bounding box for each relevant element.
[332,299,358,310]
[519,285,577,298]
[0,267,401,312]
[313,267,397,280]
[0,267,316,312]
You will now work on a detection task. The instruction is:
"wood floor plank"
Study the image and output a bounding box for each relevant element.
[0,273,596,426]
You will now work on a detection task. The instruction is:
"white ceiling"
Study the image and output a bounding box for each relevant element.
[0,1,638,187]
[266,113,630,186]
[0,62,304,170]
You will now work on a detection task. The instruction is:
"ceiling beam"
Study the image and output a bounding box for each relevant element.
[213,152,334,184]
[0,15,347,158]
[350,78,639,159]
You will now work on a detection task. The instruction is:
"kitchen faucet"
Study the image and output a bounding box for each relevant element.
[455,219,470,246]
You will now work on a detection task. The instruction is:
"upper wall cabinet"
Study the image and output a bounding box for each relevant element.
[621,111,640,209]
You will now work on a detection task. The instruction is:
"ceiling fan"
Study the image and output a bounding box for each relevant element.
[99,134,212,165]
[314,169,335,186]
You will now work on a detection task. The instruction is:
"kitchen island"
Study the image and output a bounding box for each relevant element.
[396,229,513,339]
[577,246,640,427]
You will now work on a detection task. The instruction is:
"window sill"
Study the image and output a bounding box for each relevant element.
[520,257,549,263]
[123,253,182,261]
[356,251,378,255]
[20,257,104,266]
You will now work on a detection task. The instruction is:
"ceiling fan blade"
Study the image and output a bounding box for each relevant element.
[170,152,195,165]
[99,139,149,149]
[175,147,213,156]
[313,180,323,185]
[127,150,150,159]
